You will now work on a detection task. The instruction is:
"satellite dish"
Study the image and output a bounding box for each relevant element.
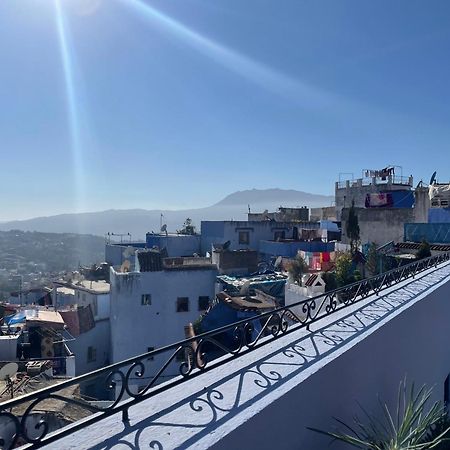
[274,256,282,269]
[161,224,168,235]
[0,363,18,381]
[239,280,251,296]
[430,171,437,185]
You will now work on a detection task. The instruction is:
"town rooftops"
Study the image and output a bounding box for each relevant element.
[55,280,110,295]
[136,249,216,272]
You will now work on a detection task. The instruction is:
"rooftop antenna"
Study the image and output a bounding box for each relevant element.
[0,363,18,399]
[239,280,251,297]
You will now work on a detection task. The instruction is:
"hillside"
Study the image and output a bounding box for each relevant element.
[0,189,334,238]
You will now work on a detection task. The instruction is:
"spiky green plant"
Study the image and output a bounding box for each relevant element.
[311,380,450,449]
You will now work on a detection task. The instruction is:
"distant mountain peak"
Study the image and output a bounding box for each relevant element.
[214,188,333,207]
[0,188,334,236]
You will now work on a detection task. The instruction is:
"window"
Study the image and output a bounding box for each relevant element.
[147,346,155,361]
[198,296,210,311]
[141,294,152,306]
[176,297,189,312]
[87,346,97,363]
[274,231,285,241]
[238,231,250,245]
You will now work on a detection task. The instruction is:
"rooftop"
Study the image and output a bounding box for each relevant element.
[2,253,449,450]
[56,280,110,295]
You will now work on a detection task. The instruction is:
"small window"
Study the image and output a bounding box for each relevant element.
[198,296,210,311]
[176,297,189,312]
[141,294,152,306]
[239,231,250,245]
[87,346,97,363]
[147,346,154,361]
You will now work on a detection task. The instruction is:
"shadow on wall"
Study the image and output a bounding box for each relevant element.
[85,264,450,450]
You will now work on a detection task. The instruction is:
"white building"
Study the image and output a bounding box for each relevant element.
[285,273,326,318]
[54,280,111,388]
[109,251,218,392]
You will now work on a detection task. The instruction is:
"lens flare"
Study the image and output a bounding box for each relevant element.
[117,0,335,109]
[54,0,86,212]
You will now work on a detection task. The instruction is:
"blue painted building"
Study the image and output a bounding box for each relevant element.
[259,240,335,260]
[145,233,201,257]
[200,220,321,255]
[404,223,450,244]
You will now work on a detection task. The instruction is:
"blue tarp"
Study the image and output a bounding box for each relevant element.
[4,312,26,325]
[404,223,450,244]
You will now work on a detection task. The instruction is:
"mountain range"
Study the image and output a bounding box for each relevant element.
[0,189,334,238]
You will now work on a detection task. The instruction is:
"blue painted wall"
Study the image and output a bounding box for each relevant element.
[259,240,335,258]
[145,234,201,257]
[404,223,450,243]
[428,208,450,223]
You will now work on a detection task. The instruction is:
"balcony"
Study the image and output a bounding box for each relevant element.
[1,253,450,449]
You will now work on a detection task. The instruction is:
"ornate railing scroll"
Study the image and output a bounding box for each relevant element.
[0,252,449,449]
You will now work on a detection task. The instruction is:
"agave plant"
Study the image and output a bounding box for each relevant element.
[311,380,450,449]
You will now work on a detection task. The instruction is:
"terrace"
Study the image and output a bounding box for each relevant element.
[1,253,450,449]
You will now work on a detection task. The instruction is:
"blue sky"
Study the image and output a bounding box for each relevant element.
[1,0,449,220]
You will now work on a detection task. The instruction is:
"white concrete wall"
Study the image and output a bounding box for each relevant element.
[67,319,110,376]
[110,267,218,388]
[0,335,19,360]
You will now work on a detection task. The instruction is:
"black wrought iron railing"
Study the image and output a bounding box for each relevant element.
[1,252,449,449]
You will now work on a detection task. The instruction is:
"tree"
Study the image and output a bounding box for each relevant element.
[335,252,354,287]
[322,272,337,292]
[416,240,431,260]
[346,200,360,255]
[177,218,196,235]
[287,254,308,284]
